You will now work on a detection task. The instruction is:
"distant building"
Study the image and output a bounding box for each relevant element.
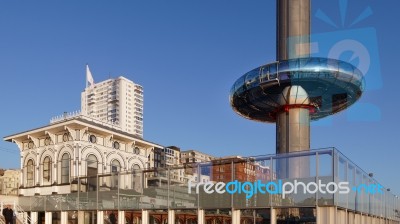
[81,76,144,138]
[179,150,215,184]
[147,146,183,186]
[164,146,181,167]
[210,156,256,183]
[0,169,20,195]
[180,150,215,164]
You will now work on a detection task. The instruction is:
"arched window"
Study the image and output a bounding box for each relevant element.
[87,154,98,191]
[87,155,98,176]
[132,164,142,191]
[111,160,121,189]
[43,156,51,183]
[111,160,121,173]
[132,164,140,174]
[27,159,34,187]
[61,153,70,184]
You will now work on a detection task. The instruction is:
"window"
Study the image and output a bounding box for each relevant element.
[132,164,141,191]
[61,153,70,184]
[43,156,51,183]
[111,160,121,189]
[111,160,121,173]
[87,155,98,191]
[113,141,120,150]
[27,159,34,187]
[89,135,97,143]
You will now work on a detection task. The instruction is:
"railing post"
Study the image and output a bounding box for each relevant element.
[117,172,120,211]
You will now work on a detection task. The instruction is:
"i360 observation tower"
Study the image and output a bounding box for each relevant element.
[230,0,364,178]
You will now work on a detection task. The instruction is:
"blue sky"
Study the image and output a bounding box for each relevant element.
[0,0,399,194]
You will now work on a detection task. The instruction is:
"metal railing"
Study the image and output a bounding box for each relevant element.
[14,148,400,222]
[15,204,36,224]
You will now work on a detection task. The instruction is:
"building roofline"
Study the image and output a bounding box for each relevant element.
[3,117,163,148]
[181,149,216,158]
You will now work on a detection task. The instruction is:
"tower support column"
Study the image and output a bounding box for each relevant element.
[276,85,311,178]
[276,0,311,178]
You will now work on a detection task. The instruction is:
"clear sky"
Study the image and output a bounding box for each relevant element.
[0,0,399,194]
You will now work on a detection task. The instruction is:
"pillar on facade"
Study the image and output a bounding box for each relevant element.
[61,211,68,224]
[97,211,104,224]
[197,209,205,224]
[118,211,125,224]
[45,212,52,224]
[142,210,149,224]
[168,210,175,224]
[231,209,240,224]
[270,208,277,224]
[317,207,336,224]
[337,209,346,224]
[78,211,85,224]
[31,212,38,224]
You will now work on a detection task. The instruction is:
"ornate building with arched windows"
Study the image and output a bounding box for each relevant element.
[4,117,161,197]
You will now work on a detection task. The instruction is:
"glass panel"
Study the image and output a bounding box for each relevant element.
[336,156,347,208]
[317,151,332,177]
[62,193,79,211]
[234,76,246,94]
[252,157,272,208]
[143,169,169,210]
[300,57,319,73]
[278,60,289,73]
[278,60,291,82]
[317,150,334,206]
[198,163,231,209]
[354,169,363,212]
[272,153,316,207]
[169,167,198,209]
[259,65,269,82]
[45,195,62,212]
[78,178,98,210]
[268,63,277,80]
[232,159,256,209]
[245,68,260,89]
[347,164,356,210]
[361,174,369,213]
[338,61,354,82]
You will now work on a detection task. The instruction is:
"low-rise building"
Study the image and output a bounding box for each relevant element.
[4,116,161,197]
[180,150,215,164]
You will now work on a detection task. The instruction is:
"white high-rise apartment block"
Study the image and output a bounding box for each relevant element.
[80,66,144,137]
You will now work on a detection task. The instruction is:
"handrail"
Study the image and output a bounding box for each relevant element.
[15,204,37,224]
